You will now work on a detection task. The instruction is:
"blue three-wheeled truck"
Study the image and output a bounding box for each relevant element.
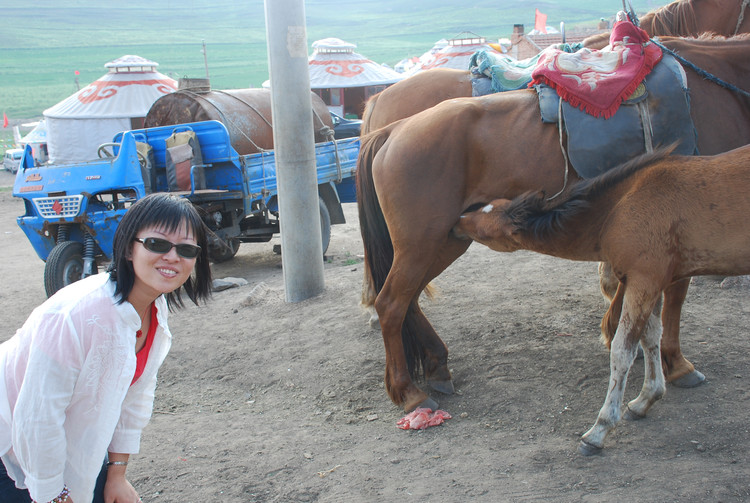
[13,120,359,296]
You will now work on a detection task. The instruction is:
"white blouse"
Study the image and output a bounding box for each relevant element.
[0,273,172,503]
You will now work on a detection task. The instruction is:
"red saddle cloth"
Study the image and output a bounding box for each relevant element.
[530,19,662,119]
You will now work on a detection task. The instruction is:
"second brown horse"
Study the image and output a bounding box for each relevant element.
[356,34,750,412]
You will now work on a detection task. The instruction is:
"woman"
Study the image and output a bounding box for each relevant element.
[0,193,212,503]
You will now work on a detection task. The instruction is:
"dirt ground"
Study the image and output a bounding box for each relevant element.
[1,168,749,502]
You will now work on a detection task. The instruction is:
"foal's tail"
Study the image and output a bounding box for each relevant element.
[600,281,625,348]
[356,128,393,309]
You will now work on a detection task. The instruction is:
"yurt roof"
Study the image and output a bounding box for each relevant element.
[104,54,160,72]
[307,38,404,88]
[407,33,503,74]
[43,55,177,119]
[19,119,47,145]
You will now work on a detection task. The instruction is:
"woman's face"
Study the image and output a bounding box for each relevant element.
[129,222,198,300]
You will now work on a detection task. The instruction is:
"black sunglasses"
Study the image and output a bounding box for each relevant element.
[134,237,201,259]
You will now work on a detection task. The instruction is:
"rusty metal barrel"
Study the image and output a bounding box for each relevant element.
[144,84,334,155]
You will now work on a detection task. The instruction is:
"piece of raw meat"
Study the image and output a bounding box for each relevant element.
[396,408,451,430]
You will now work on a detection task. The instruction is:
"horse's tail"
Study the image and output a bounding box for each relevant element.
[600,281,625,348]
[356,126,429,379]
[360,91,381,136]
[356,128,393,308]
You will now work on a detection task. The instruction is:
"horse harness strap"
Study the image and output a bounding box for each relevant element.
[650,38,750,100]
[736,0,750,35]
[549,97,570,201]
[636,93,655,153]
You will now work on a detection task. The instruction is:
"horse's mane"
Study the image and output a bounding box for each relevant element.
[504,145,678,241]
[663,31,750,43]
[641,0,699,37]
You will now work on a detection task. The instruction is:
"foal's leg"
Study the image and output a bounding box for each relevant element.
[661,279,705,387]
[599,265,704,386]
[623,312,666,419]
[579,285,659,455]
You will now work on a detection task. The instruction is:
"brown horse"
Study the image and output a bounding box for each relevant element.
[356,34,750,412]
[640,0,750,37]
[362,1,750,134]
[453,144,750,454]
[580,0,750,50]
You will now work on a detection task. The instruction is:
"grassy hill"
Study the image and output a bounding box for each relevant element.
[1,0,660,122]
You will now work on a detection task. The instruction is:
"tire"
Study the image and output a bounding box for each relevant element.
[44,241,97,297]
[209,237,241,263]
[319,197,331,255]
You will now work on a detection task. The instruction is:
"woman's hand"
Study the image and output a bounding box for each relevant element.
[103,467,141,503]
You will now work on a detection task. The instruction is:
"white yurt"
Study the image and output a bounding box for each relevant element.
[307,38,404,118]
[407,33,504,75]
[18,120,49,164]
[43,55,177,164]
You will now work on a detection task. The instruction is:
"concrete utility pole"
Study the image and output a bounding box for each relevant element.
[264,0,325,302]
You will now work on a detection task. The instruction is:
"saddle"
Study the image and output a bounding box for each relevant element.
[536,52,697,178]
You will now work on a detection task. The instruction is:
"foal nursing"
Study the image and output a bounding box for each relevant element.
[454,144,750,454]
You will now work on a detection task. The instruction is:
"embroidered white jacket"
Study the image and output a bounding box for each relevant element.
[0,273,171,503]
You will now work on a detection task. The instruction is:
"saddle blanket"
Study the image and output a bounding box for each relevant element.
[469,43,583,95]
[530,19,662,118]
[535,52,697,179]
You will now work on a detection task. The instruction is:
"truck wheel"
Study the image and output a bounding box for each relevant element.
[44,241,97,297]
[319,197,331,255]
[209,238,240,263]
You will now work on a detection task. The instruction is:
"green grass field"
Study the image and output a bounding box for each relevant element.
[1,1,658,134]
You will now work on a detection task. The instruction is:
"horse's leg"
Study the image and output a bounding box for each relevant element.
[579,282,659,455]
[412,237,473,395]
[376,271,435,411]
[623,310,666,420]
[661,278,705,387]
[407,300,454,394]
[361,269,381,329]
[376,235,472,410]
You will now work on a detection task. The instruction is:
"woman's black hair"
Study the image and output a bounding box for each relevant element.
[108,193,212,308]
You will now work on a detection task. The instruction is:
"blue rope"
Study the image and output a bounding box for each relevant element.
[650,38,750,99]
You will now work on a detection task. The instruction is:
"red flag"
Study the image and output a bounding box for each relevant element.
[535,8,548,34]
[2,113,7,128]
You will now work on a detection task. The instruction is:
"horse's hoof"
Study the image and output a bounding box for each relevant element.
[578,440,603,456]
[428,379,455,395]
[671,370,705,388]
[623,405,646,421]
[417,396,439,411]
[368,314,381,330]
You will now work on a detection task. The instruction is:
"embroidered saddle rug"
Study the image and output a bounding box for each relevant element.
[530,19,663,118]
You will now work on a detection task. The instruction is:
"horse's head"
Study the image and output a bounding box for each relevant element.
[453,199,520,252]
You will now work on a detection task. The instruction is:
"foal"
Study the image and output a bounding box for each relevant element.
[453,144,750,454]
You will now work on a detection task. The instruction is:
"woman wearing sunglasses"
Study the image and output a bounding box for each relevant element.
[0,193,212,503]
